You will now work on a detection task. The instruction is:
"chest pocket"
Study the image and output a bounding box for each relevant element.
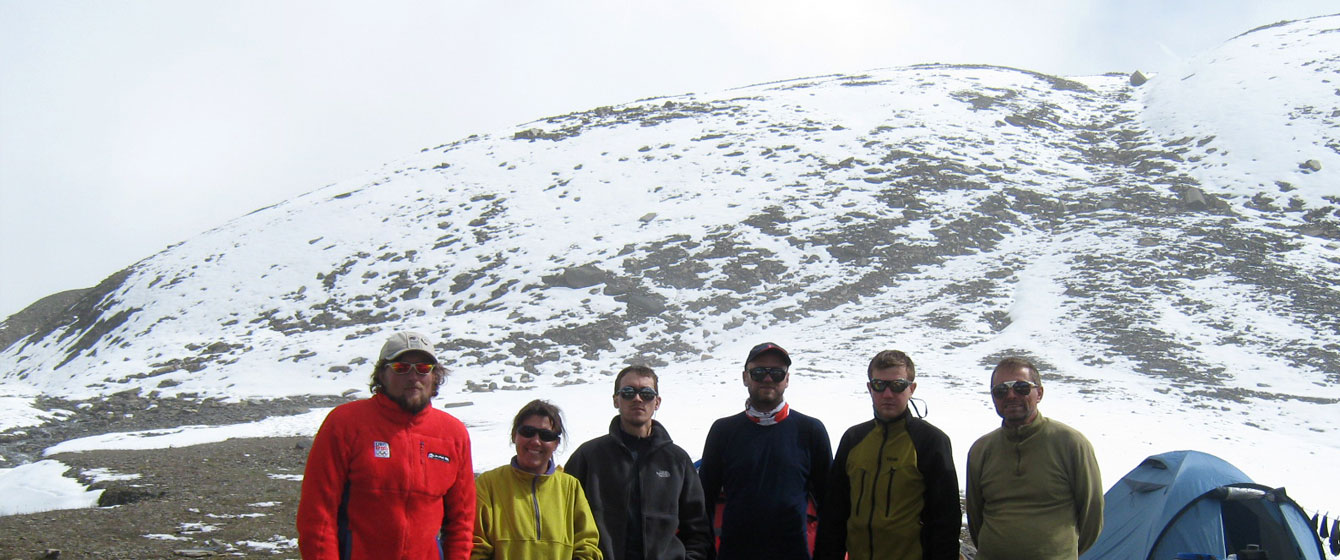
[417,435,462,496]
[848,426,923,521]
[875,433,923,522]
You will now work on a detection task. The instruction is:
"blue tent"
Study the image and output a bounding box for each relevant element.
[1081,450,1324,560]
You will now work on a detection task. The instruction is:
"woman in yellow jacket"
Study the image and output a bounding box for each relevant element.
[473,400,602,560]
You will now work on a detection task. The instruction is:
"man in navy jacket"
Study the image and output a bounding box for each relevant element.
[698,342,833,560]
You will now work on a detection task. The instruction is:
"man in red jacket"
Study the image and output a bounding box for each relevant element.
[297,331,475,560]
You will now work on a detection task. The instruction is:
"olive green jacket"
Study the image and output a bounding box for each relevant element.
[966,415,1103,560]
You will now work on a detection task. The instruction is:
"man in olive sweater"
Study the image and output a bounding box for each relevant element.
[965,357,1103,560]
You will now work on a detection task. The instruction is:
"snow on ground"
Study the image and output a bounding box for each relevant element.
[80,467,141,483]
[239,535,298,552]
[42,408,329,455]
[0,392,74,435]
[0,459,103,516]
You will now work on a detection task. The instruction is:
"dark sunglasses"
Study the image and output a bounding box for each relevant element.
[868,378,912,394]
[991,380,1038,398]
[517,425,560,442]
[617,386,658,401]
[388,361,434,375]
[748,366,788,382]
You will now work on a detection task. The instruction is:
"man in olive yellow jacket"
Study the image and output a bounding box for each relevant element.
[814,350,960,560]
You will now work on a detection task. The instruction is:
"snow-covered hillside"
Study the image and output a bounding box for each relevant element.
[2,14,1337,522]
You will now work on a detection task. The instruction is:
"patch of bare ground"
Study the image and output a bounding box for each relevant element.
[0,437,310,559]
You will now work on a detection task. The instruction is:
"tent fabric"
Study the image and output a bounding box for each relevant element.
[1079,450,1325,560]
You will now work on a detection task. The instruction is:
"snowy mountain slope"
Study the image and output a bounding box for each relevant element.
[0,14,1337,512]
[1144,14,1340,211]
[6,56,1337,396]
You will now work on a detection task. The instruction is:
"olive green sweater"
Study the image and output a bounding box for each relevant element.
[965,415,1103,560]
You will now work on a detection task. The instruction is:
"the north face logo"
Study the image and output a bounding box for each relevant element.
[374,441,391,458]
[656,470,671,478]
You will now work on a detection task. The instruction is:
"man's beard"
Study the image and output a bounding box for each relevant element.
[748,387,783,411]
[389,390,431,414]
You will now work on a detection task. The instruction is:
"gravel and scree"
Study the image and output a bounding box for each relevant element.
[0,436,312,559]
[0,394,353,559]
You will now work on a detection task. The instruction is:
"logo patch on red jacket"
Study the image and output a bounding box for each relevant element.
[428,452,451,463]
[373,441,391,458]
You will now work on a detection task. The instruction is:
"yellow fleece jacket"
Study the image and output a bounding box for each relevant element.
[472,460,602,560]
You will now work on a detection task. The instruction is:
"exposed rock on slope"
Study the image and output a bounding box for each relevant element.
[1,17,1336,409]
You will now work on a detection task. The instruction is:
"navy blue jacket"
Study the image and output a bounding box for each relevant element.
[698,409,832,560]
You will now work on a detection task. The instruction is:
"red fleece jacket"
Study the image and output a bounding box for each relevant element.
[297,393,475,560]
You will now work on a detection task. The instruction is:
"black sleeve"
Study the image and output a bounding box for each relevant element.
[677,450,714,560]
[807,416,834,509]
[814,427,854,560]
[566,443,589,483]
[914,422,962,560]
[698,420,724,560]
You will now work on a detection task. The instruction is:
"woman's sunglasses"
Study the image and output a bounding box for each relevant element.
[517,425,560,442]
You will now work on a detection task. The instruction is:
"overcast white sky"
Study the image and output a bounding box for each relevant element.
[1,1,1336,319]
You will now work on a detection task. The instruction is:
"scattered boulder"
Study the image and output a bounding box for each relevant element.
[465,380,498,393]
[513,128,543,140]
[96,484,165,507]
[626,293,667,315]
[1300,159,1322,172]
[561,265,606,289]
[1130,70,1148,86]
[602,278,637,296]
[1181,187,1208,210]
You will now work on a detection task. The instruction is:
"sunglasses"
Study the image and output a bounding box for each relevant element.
[868,378,912,394]
[991,380,1038,398]
[517,425,561,442]
[748,366,788,382]
[388,361,434,375]
[617,386,659,401]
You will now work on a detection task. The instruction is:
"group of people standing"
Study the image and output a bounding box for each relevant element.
[296,332,1104,560]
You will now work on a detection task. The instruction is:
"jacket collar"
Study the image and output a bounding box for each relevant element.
[370,392,433,425]
[605,416,672,448]
[874,407,911,426]
[1002,413,1047,442]
[509,457,557,478]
